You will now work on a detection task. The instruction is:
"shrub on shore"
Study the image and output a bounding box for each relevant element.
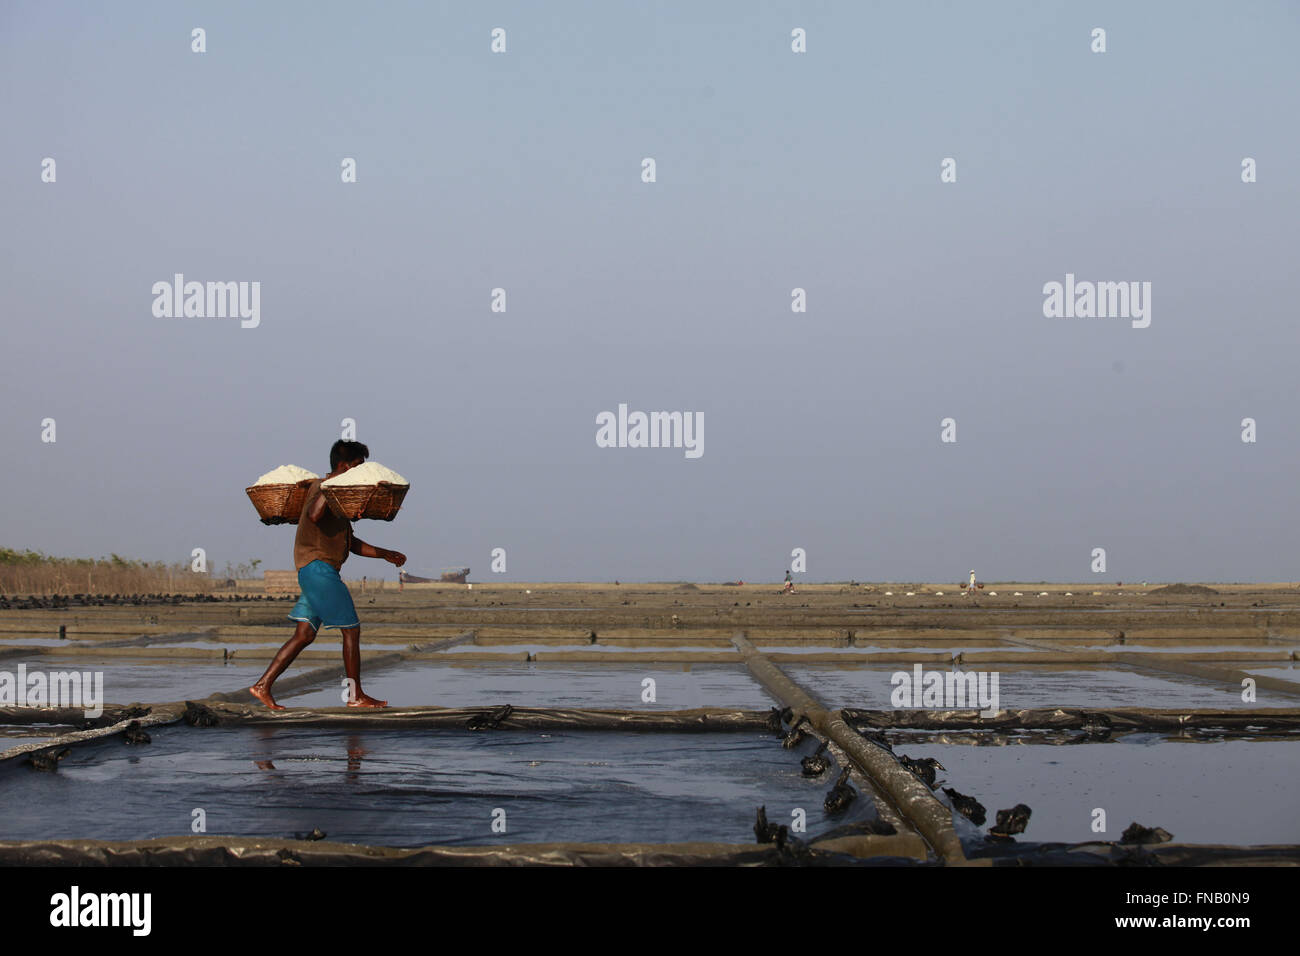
[0,548,220,596]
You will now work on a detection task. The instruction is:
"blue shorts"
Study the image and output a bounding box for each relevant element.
[288,560,359,631]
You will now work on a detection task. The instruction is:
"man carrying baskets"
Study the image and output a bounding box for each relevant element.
[250,440,406,709]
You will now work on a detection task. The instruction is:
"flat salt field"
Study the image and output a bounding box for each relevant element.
[440,606,597,612]
[4,582,1300,867]
[1069,644,1297,654]
[143,642,345,652]
[844,606,1196,613]
[281,662,777,710]
[767,645,1016,655]
[784,664,1264,710]
[0,725,883,847]
[0,638,103,647]
[892,734,1300,846]
[142,641,421,653]
[436,644,733,654]
[0,658,265,703]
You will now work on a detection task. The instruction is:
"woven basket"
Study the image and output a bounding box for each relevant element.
[321,481,409,521]
[245,479,315,525]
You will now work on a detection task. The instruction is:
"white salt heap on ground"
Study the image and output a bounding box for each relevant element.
[252,464,319,485]
[322,461,409,486]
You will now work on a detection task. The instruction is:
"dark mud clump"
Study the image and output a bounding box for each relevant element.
[1149,583,1219,595]
[27,747,70,772]
[823,768,856,814]
[1120,821,1174,844]
[466,704,513,730]
[753,806,787,848]
[183,701,222,727]
[942,787,987,826]
[989,803,1032,838]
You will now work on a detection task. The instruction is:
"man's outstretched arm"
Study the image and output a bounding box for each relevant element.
[351,537,405,566]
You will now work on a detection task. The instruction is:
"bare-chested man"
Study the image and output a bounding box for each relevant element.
[249,440,405,709]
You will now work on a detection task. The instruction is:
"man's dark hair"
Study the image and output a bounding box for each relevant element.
[330,440,370,470]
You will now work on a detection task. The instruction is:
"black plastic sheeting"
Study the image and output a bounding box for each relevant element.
[843,706,1300,732]
[183,700,771,732]
[0,724,898,849]
[0,705,154,729]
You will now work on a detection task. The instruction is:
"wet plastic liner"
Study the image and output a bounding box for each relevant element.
[182,700,771,731]
[0,718,926,861]
[0,708,180,763]
[842,706,1300,731]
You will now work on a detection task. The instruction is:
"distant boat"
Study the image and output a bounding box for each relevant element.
[399,567,470,584]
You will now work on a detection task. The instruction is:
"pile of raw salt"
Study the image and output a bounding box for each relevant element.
[322,461,408,486]
[252,464,318,485]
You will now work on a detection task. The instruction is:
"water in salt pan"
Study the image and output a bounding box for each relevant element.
[908,734,1300,846]
[0,725,887,847]
[282,661,776,710]
[2,657,264,704]
[785,663,1261,710]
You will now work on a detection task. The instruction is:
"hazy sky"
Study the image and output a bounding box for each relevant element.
[3,1,1298,582]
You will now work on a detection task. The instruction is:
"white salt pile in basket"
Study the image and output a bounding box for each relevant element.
[322,461,409,486]
[252,464,319,485]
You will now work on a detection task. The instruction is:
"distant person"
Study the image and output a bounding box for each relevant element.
[249,440,406,710]
[782,570,795,594]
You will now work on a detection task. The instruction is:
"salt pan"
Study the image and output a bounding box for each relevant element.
[322,461,409,487]
[252,464,319,485]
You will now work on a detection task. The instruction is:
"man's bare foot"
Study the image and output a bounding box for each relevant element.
[249,684,286,711]
[347,693,387,708]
